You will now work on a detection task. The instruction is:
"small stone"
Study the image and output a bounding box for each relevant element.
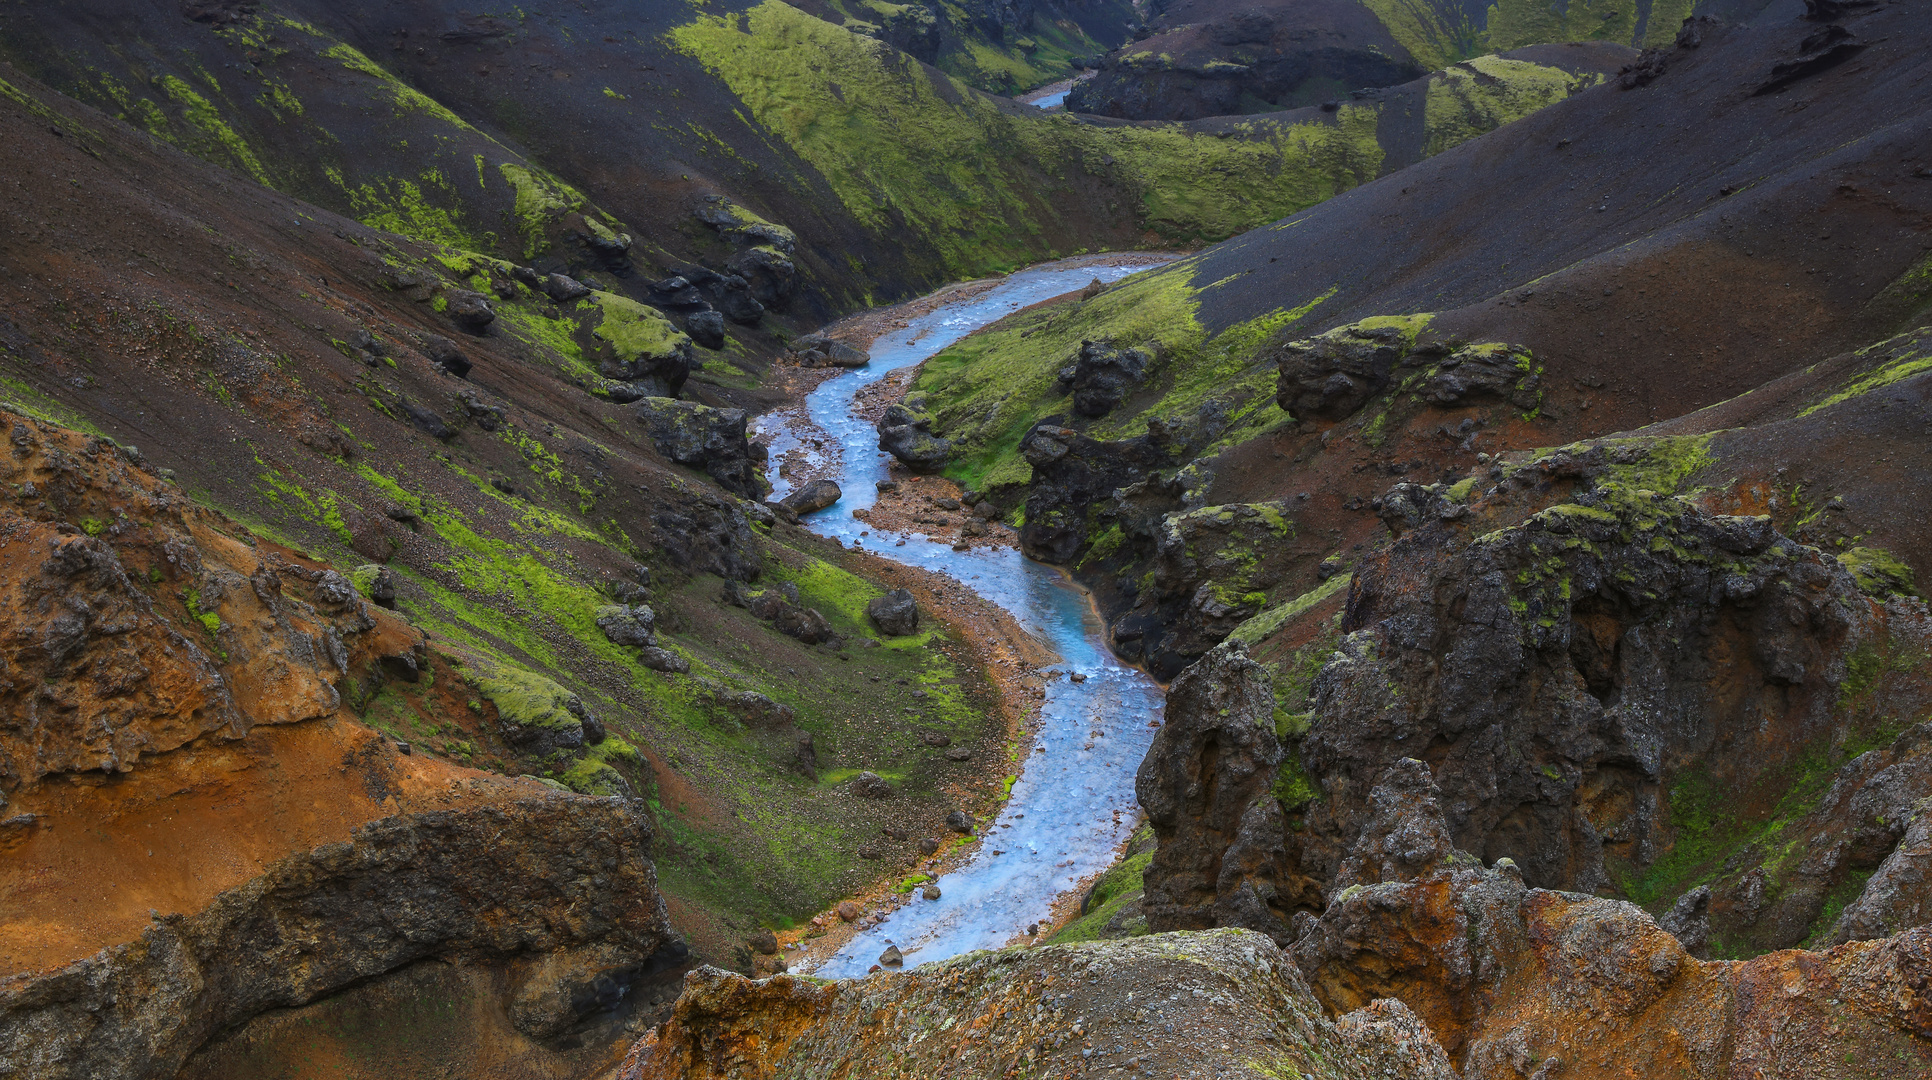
[946,810,974,833]
[945,747,971,761]
[837,901,862,922]
[394,740,411,755]
[749,929,779,955]
[1026,923,1038,936]
[879,944,904,967]
[918,837,940,855]
[921,732,952,747]
[851,771,893,799]
[922,884,942,901]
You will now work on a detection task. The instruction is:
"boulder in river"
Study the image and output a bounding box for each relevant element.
[921,884,941,901]
[877,402,952,472]
[879,944,904,967]
[866,589,919,636]
[779,478,842,515]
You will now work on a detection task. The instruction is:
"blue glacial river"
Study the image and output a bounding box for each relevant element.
[754,258,1169,976]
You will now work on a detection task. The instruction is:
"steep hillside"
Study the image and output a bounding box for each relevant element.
[0,52,1043,1032]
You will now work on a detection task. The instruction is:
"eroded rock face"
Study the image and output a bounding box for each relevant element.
[1137,642,1293,942]
[1141,442,1932,958]
[1295,477,1918,906]
[1057,338,1152,417]
[1295,858,1932,1078]
[0,790,672,1080]
[0,417,423,786]
[618,929,1456,1080]
[635,398,762,497]
[1274,319,1539,423]
[1018,420,1179,564]
[1112,500,1297,676]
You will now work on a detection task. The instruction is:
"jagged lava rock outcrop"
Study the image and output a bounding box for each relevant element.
[1289,763,1932,1077]
[1140,442,1932,953]
[0,415,675,1077]
[619,929,1455,1080]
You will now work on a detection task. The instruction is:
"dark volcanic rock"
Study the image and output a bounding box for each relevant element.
[3,794,670,1080]
[1017,418,1188,565]
[850,771,892,799]
[542,273,591,302]
[684,309,726,350]
[635,398,761,497]
[445,290,496,331]
[400,401,454,441]
[770,602,837,646]
[1110,500,1295,676]
[652,493,761,583]
[595,603,657,647]
[1144,446,1932,954]
[421,334,472,378]
[1136,641,1292,942]
[777,478,841,515]
[1057,338,1152,417]
[876,400,951,472]
[865,589,918,636]
[638,646,689,674]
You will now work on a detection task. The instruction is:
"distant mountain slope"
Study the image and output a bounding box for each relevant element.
[0,0,1624,329]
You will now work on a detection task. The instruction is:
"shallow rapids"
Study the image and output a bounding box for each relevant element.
[756,259,1169,976]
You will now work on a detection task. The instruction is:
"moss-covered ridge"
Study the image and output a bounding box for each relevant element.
[670,2,1610,279]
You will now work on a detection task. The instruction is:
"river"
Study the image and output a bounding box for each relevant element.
[754,258,1169,976]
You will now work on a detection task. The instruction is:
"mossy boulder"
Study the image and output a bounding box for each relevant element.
[470,662,589,755]
[588,292,695,398]
[595,603,658,647]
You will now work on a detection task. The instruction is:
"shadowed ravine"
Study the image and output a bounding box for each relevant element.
[758,261,1170,974]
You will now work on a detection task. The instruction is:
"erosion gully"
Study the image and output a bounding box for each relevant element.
[755,258,1170,976]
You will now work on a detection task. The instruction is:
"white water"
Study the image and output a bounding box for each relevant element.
[754,259,1170,975]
